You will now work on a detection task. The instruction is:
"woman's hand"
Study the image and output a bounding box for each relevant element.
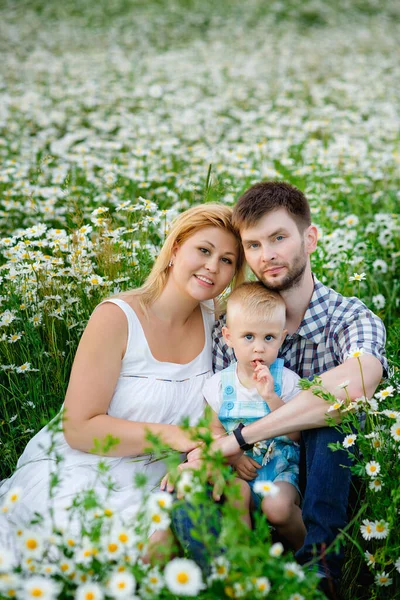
[160,459,203,496]
[231,454,260,481]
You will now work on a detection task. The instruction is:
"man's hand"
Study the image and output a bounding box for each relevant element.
[187,433,242,462]
[231,454,260,481]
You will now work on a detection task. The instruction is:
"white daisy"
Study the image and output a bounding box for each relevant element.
[395,557,400,574]
[284,562,305,581]
[289,595,305,600]
[253,481,280,497]
[369,479,383,492]
[390,421,400,442]
[209,556,230,581]
[269,542,284,557]
[164,558,204,596]
[108,571,136,598]
[337,380,350,389]
[371,521,389,539]
[364,551,376,568]
[20,530,44,558]
[365,461,380,477]
[147,491,173,512]
[375,571,392,586]
[375,384,396,400]
[23,576,60,600]
[76,582,104,600]
[346,348,365,359]
[343,434,357,448]
[148,509,171,531]
[360,519,374,541]
[253,576,271,596]
[349,272,366,282]
[328,399,344,412]
[141,567,164,595]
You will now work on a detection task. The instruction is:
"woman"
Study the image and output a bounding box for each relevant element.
[0,203,245,539]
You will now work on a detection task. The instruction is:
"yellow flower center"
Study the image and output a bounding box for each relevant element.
[177,572,189,584]
[108,543,118,553]
[26,539,37,550]
[158,500,166,507]
[370,465,376,472]
[31,589,43,597]
[217,566,226,574]
[85,593,94,600]
[117,582,126,589]
[152,514,161,523]
[7,591,16,597]
[376,524,385,532]
[61,563,69,572]
[119,533,128,543]
[150,577,158,584]
[10,494,18,502]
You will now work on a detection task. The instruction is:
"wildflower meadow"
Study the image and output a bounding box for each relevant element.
[0,1,399,598]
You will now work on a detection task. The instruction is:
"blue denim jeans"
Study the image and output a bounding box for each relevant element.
[171,426,353,580]
[295,426,353,580]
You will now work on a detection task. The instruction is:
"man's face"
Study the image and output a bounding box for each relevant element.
[240,209,315,292]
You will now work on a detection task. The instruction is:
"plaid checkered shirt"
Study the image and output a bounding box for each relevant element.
[212,276,388,378]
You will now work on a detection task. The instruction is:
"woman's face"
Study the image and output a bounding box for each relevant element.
[171,226,239,301]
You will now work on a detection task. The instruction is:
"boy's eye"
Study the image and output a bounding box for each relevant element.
[244,334,253,341]
[276,235,284,241]
[265,335,274,342]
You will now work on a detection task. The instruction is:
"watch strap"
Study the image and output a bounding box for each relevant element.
[232,422,253,451]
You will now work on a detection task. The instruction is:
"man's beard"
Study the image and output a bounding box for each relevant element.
[257,252,307,292]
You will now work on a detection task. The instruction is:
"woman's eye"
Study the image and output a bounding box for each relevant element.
[199,247,210,254]
[221,257,233,264]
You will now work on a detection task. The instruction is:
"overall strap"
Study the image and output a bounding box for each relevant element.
[269,358,284,397]
[220,362,237,404]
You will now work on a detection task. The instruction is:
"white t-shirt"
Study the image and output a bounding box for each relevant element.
[203,363,301,414]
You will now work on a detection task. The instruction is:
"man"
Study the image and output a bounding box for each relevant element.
[175,181,387,598]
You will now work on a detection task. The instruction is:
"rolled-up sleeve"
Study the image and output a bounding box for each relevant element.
[335,309,388,376]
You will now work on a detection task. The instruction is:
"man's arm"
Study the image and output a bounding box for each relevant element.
[188,353,383,459]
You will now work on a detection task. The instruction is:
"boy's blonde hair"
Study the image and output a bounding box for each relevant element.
[226,281,286,323]
[120,203,246,312]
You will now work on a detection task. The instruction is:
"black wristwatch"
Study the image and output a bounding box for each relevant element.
[232,423,253,451]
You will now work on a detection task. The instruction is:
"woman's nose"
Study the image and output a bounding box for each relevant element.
[205,256,219,273]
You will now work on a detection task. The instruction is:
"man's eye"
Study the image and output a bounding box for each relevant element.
[247,243,259,249]
[276,235,284,241]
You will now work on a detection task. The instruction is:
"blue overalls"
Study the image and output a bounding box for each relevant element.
[218,359,300,506]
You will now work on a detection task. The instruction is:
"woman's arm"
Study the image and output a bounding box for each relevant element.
[63,303,197,456]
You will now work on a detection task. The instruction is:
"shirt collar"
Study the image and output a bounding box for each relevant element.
[290,275,330,344]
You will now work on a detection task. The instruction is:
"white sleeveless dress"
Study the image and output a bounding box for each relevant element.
[0,298,213,539]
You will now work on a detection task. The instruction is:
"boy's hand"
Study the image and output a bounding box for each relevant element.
[231,454,260,481]
[253,363,276,401]
[160,460,202,495]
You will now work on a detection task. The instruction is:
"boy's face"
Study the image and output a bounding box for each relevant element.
[222,307,287,373]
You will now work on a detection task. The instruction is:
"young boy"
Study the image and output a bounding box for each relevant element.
[203,281,306,550]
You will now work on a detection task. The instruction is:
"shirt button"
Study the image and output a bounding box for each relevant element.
[224,385,234,395]
[226,401,234,410]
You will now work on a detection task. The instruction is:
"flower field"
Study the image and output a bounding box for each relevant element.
[0,0,399,598]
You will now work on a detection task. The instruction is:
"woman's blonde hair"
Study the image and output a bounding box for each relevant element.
[125,203,246,312]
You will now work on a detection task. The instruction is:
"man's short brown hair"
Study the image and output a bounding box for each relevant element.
[232,181,311,232]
